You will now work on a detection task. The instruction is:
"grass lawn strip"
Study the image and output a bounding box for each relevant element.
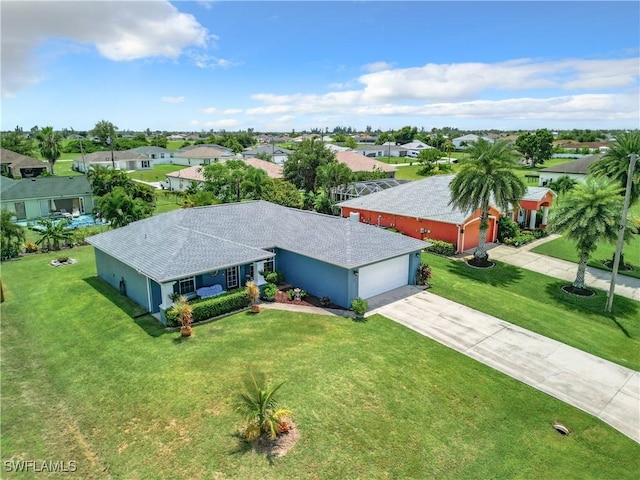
[1,246,638,478]
[423,253,639,370]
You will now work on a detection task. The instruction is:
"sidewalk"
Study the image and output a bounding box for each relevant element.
[482,235,640,302]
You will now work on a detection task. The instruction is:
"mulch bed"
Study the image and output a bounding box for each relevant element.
[249,420,300,457]
[561,285,596,297]
[272,287,347,310]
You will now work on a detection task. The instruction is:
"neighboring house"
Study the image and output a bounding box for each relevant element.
[335,151,397,178]
[179,144,235,155]
[165,158,283,192]
[352,144,410,158]
[516,187,556,229]
[172,146,236,167]
[338,175,555,253]
[0,176,95,220]
[538,154,604,186]
[87,201,426,322]
[72,151,152,173]
[325,144,352,153]
[554,141,610,153]
[0,149,49,178]
[452,134,494,149]
[401,141,433,158]
[125,146,174,164]
[241,145,293,165]
[167,134,186,141]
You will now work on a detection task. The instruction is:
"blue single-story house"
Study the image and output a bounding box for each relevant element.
[87,201,427,323]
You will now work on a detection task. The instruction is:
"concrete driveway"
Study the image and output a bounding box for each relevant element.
[368,286,639,443]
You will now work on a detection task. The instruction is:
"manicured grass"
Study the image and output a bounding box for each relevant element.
[531,235,640,280]
[423,253,640,370]
[2,247,638,478]
[154,191,184,215]
[127,164,185,182]
[52,159,84,177]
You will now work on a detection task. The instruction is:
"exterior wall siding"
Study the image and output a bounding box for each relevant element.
[275,249,352,308]
[94,248,152,312]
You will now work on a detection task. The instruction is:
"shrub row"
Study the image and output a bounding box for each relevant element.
[502,229,547,247]
[424,238,456,256]
[164,289,250,327]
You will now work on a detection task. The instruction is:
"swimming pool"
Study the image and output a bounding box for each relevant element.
[15,214,109,231]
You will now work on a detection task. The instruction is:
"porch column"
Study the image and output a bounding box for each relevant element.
[158,281,177,311]
[253,261,267,286]
[541,206,549,226]
[529,209,537,229]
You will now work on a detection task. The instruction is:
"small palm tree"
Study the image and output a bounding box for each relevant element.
[1,210,25,260]
[548,175,578,197]
[547,176,631,291]
[36,126,62,174]
[35,217,73,251]
[234,367,292,441]
[169,295,193,336]
[449,139,526,263]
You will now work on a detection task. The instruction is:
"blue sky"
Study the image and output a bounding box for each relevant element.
[1,1,639,133]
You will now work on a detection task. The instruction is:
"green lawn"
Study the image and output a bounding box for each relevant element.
[531,234,640,280]
[127,164,185,182]
[423,253,639,370]
[1,247,638,479]
[154,191,184,214]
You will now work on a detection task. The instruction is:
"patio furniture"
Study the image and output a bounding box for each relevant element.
[196,284,226,299]
[71,207,81,218]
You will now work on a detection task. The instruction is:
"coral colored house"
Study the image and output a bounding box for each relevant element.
[338,175,555,254]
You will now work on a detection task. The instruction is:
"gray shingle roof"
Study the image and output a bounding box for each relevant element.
[539,154,604,174]
[338,175,475,225]
[126,146,172,155]
[0,176,93,201]
[87,201,426,283]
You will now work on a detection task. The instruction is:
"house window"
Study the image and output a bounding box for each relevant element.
[178,277,195,295]
[247,263,254,279]
[226,266,239,289]
[262,250,275,273]
[142,160,150,168]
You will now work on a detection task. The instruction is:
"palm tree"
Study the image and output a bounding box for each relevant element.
[37,126,62,174]
[1,210,25,260]
[547,176,631,291]
[589,132,640,269]
[548,175,578,197]
[589,131,640,204]
[98,187,152,228]
[35,217,73,251]
[449,139,527,263]
[234,367,292,441]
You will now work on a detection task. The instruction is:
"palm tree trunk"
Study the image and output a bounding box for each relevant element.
[573,251,589,289]
[474,208,490,261]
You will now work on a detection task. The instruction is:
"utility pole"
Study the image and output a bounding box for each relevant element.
[605,153,638,313]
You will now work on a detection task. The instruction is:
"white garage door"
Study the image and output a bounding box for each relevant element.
[358,255,410,299]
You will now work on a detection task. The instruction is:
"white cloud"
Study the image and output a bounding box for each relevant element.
[222,108,243,115]
[200,107,219,114]
[1,1,210,97]
[162,96,185,104]
[244,57,639,124]
[187,52,236,69]
[362,61,393,73]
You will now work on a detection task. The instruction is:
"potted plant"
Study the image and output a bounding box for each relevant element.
[169,295,193,337]
[351,297,368,319]
[262,283,278,302]
[246,281,260,313]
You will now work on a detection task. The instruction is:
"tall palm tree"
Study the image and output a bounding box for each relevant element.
[449,139,527,263]
[36,126,62,174]
[547,176,631,291]
[589,131,640,204]
[1,210,26,260]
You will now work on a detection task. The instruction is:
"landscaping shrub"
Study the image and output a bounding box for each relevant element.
[497,217,519,243]
[24,242,38,253]
[424,238,456,256]
[164,289,250,326]
[262,283,278,300]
